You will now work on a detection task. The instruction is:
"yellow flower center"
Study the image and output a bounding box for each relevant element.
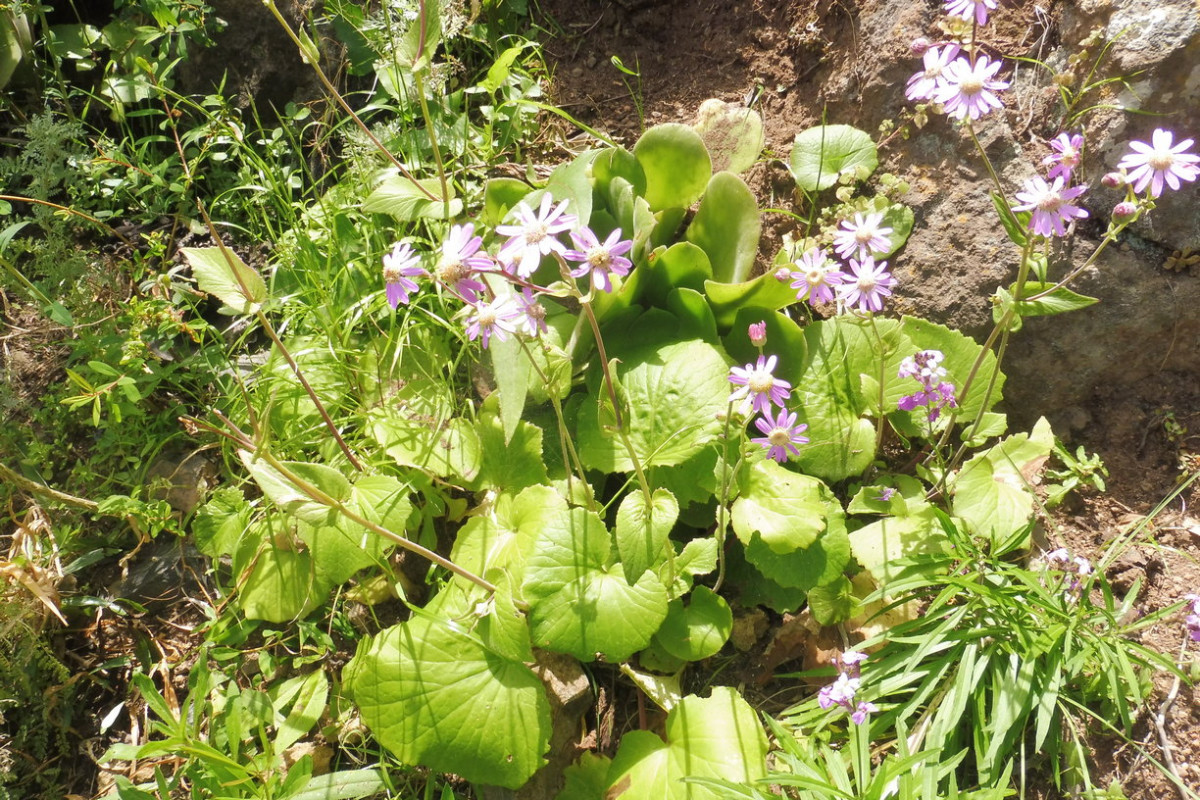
[960,76,984,95]
[1148,152,1175,171]
[748,373,773,394]
[768,428,791,447]
[587,246,611,270]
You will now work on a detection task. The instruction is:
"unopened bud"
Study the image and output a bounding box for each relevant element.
[1101,171,1125,189]
[748,321,767,347]
[910,37,931,56]
[1111,201,1137,222]
[774,266,793,282]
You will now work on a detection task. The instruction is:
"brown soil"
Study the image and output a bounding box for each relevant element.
[536,0,1200,795]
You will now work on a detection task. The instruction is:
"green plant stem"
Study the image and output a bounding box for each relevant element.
[260,0,438,202]
[413,69,452,219]
[964,121,1011,216]
[0,462,99,512]
[579,300,654,505]
[518,338,597,514]
[868,314,889,456]
[711,400,742,593]
[0,195,134,247]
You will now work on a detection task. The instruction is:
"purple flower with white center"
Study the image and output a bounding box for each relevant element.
[495,195,576,277]
[944,0,997,25]
[1117,128,1200,198]
[464,295,521,349]
[514,287,548,337]
[1043,132,1084,183]
[751,408,809,463]
[1012,176,1089,237]
[729,355,792,415]
[790,247,847,305]
[818,672,860,711]
[851,701,879,725]
[748,321,767,347]
[838,256,896,313]
[434,223,492,303]
[564,227,634,293]
[906,44,961,102]
[833,212,893,260]
[934,55,1009,121]
[382,241,426,309]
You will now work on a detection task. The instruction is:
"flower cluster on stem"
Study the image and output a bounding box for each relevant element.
[897,349,958,421]
[729,327,809,464]
[817,651,877,725]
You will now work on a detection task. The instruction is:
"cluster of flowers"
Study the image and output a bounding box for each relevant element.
[897,349,958,422]
[780,212,897,314]
[1043,547,1093,598]
[1184,594,1200,644]
[381,195,634,348]
[817,650,878,725]
[729,325,810,464]
[904,0,1008,122]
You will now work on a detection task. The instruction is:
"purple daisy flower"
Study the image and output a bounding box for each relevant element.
[1012,176,1089,237]
[833,212,893,260]
[434,223,492,303]
[906,44,961,102]
[838,256,896,313]
[1043,132,1084,183]
[934,55,1009,121]
[495,195,576,277]
[751,408,809,463]
[513,287,548,337]
[382,241,425,309]
[563,226,634,293]
[1117,128,1200,198]
[790,247,847,305]
[464,295,520,349]
[944,0,997,25]
[729,355,792,415]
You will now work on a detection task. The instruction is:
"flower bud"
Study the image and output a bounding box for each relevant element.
[774,266,793,282]
[1101,171,1125,189]
[1111,201,1137,222]
[748,321,767,347]
[910,37,931,55]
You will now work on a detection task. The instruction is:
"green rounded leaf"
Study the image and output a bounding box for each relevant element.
[182,246,267,314]
[615,488,680,582]
[362,172,462,220]
[788,124,878,192]
[693,98,764,175]
[731,460,834,552]
[344,617,551,789]
[952,417,1054,547]
[652,586,732,662]
[633,123,712,212]
[686,171,761,284]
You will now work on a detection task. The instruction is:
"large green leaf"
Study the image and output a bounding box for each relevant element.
[362,172,462,220]
[639,242,713,307]
[788,124,878,192]
[522,498,669,662]
[743,527,850,592]
[368,409,481,483]
[473,400,548,493]
[239,452,350,524]
[633,124,712,212]
[651,586,732,662]
[952,417,1054,546]
[615,488,680,582]
[182,246,267,315]
[848,497,949,588]
[577,340,729,472]
[605,687,768,800]
[685,171,761,284]
[731,460,834,552]
[693,98,764,175]
[298,475,412,585]
[344,615,551,789]
[240,546,325,622]
[450,484,556,581]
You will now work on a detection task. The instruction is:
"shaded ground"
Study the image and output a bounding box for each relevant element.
[536,0,1200,795]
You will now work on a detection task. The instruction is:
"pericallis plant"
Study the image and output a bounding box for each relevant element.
[160,5,1200,796]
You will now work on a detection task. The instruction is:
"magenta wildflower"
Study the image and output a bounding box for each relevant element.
[898,350,958,421]
[1117,128,1200,198]
[839,650,868,676]
[838,256,896,313]
[495,195,576,277]
[1012,176,1089,237]
[434,223,491,302]
[944,0,997,25]
[874,486,898,502]
[563,227,634,293]
[514,287,548,337]
[818,672,860,711]
[1043,132,1084,183]
[729,355,792,415]
[906,44,960,102]
[790,247,846,305]
[851,701,879,725]
[751,408,809,463]
[748,321,768,347]
[833,212,893,260]
[382,241,425,309]
[464,295,520,348]
[934,55,1009,121]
